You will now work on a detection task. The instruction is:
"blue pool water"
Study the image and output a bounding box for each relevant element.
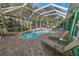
[20,32,40,40]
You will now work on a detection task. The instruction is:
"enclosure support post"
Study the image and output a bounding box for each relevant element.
[29,21,32,31]
[0,6,6,30]
[19,8,23,32]
[68,10,79,56]
[35,16,40,29]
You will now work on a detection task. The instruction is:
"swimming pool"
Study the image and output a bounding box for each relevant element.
[20,28,52,40]
[20,32,40,40]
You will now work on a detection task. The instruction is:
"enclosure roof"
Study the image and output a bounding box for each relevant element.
[0,3,71,20]
[32,3,71,18]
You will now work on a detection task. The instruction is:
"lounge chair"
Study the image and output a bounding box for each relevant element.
[42,39,79,55]
[48,28,69,41]
[0,28,19,36]
[41,28,78,55]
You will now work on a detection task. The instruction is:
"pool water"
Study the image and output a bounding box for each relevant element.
[20,32,40,40]
[20,28,51,40]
